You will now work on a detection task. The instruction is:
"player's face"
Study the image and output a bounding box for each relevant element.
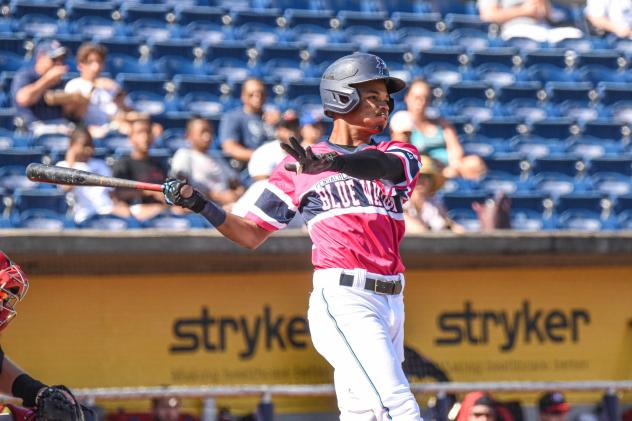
[78,52,104,81]
[541,411,568,421]
[468,405,496,421]
[72,134,95,162]
[405,82,431,117]
[187,120,212,151]
[346,79,390,134]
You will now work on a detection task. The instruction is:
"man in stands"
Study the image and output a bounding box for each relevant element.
[538,391,570,421]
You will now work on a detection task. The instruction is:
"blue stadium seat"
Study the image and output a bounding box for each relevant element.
[523,49,568,68]
[173,74,226,98]
[142,212,197,230]
[15,209,74,230]
[175,5,225,26]
[416,46,466,86]
[284,9,334,29]
[556,192,605,214]
[0,165,37,192]
[284,78,321,105]
[126,91,167,115]
[11,1,63,19]
[71,16,120,38]
[503,36,543,53]
[183,22,229,44]
[461,137,497,157]
[13,188,67,215]
[0,52,26,73]
[476,118,521,139]
[308,43,357,68]
[510,208,549,231]
[575,50,623,71]
[258,42,306,81]
[526,64,580,83]
[0,108,16,129]
[444,13,489,32]
[469,47,517,68]
[586,156,632,177]
[529,118,575,139]
[617,209,632,229]
[509,192,548,213]
[447,208,481,231]
[532,173,577,197]
[78,213,141,230]
[155,56,208,78]
[556,209,605,231]
[503,98,548,122]
[230,8,280,27]
[589,173,632,197]
[449,28,491,52]
[237,21,285,46]
[66,1,116,20]
[333,0,387,12]
[107,54,154,76]
[150,39,197,60]
[344,25,394,49]
[337,10,387,30]
[441,191,490,211]
[0,148,44,168]
[566,136,624,160]
[130,18,180,42]
[391,12,441,32]
[597,82,632,106]
[116,73,168,95]
[613,194,632,214]
[545,82,592,104]
[578,65,630,85]
[180,92,224,116]
[399,27,449,51]
[152,112,194,131]
[511,135,566,159]
[99,37,144,58]
[484,153,527,177]
[17,14,63,38]
[581,121,627,142]
[532,155,583,178]
[428,0,478,15]
[37,133,69,158]
[495,81,542,103]
[478,172,523,195]
[204,40,253,81]
[121,3,170,24]
[0,35,27,56]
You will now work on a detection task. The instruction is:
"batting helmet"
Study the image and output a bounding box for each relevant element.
[320,52,406,116]
[0,252,28,332]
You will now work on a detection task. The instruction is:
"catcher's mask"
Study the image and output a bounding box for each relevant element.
[0,252,28,332]
[320,52,406,117]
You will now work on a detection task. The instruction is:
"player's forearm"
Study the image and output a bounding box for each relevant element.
[0,356,46,406]
[216,213,271,249]
[333,149,405,182]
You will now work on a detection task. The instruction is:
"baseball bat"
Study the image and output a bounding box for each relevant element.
[26,163,164,192]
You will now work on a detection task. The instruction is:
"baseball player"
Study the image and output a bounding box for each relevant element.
[163,52,422,420]
[0,251,87,420]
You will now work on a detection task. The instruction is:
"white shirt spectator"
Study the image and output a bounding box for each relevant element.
[170,148,232,193]
[586,0,632,30]
[247,140,287,179]
[64,77,124,127]
[56,158,114,223]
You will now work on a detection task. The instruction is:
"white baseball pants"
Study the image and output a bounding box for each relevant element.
[308,268,422,421]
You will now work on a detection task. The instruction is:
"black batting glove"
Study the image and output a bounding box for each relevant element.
[162,178,207,213]
[282,136,342,175]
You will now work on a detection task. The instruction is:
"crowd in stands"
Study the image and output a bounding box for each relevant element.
[1,0,632,231]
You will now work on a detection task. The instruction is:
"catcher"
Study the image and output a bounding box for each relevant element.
[0,251,88,421]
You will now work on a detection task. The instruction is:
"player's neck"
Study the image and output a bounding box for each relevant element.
[329,120,372,147]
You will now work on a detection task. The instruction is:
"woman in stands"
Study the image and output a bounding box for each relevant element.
[404,79,487,180]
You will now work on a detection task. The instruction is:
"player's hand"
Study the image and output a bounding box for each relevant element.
[282,137,341,175]
[162,178,207,213]
[35,385,86,421]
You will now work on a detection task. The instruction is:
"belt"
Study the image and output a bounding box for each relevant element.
[339,273,403,295]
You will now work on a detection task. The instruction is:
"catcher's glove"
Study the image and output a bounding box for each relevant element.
[32,385,86,421]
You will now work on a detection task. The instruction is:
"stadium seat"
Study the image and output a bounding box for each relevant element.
[175,5,226,26]
[447,208,481,231]
[556,192,605,215]
[545,82,593,104]
[258,42,306,81]
[180,92,224,116]
[526,64,581,83]
[556,209,605,231]
[107,54,155,76]
[616,209,632,229]
[155,56,208,78]
[476,118,522,139]
[116,74,168,95]
[17,14,63,38]
[509,191,556,230]
[391,12,441,32]
[444,13,489,32]
[78,213,142,230]
[149,39,197,60]
[308,43,357,70]
[590,173,632,197]
[532,173,576,197]
[586,156,632,177]
[510,208,548,231]
[284,78,321,106]
[581,120,627,140]
[523,49,569,68]
[566,136,624,160]
[173,75,227,98]
[337,10,387,30]
[142,212,195,230]
[449,28,491,52]
[578,65,630,85]
[66,1,116,21]
[614,194,632,215]
[152,112,194,131]
[0,35,27,56]
[575,50,623,71]
[529,118,575,139]
[484,153,527,177]
[126,91,167,116]
[495,81,542,103]
[415,45,464,68]
[441,191,490,211]
[98,38,144,58]
[11,1,63,19]
[284,9,334,29]
[0,148,44,168]
[469,47,517,69]
[15,209,73,230]
[0,165,37,192]
[344,26,394,49]
[0,52,26,73]
[532,155,583,178]
[121,3,170,24]
[478,172,523,195]
[511,135,566,159]
[71,16,120,38]
[13,188,68,215]
[130,19,180,42]
[597,82,632,107]
[204,40,253,81]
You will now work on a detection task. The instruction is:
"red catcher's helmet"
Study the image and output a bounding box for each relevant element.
[0,252,28,332]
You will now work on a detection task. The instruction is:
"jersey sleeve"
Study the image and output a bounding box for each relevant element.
[244,157,297,231]
[376,141,421,202]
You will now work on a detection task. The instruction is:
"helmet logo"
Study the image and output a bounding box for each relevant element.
[375,57,388,76]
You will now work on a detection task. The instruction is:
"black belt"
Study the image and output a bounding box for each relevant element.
[339,273,402,295]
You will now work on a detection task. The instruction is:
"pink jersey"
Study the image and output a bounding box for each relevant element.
[245,140,420,275]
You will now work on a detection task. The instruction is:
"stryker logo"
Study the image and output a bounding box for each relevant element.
[435,301,590,352]
[170,305,308,359]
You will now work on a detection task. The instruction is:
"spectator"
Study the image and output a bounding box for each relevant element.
[478,0,583,43]
[170,116,243,206]
[217,78,275,170]
[457,392,514,421]
[585,0,632,38]
[151,396,193,421]
[405,79,486,180]
[11,39,84,135]
[299,109,328,146]
[389,109,415,143]
[538,391,570,421]
[404,155,465,233]
[64,43,132,139]
[112,116,168,221]
[56,127,126,224]
[231,110,304,229]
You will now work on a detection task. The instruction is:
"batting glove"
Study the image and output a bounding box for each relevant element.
[282,137,342,175]
[162,178,207,213]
